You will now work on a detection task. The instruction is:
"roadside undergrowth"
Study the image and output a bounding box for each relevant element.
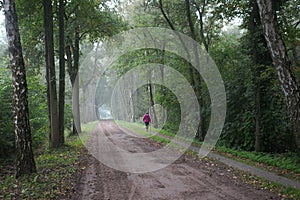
[0,136,83,199]
[0,122,96,200]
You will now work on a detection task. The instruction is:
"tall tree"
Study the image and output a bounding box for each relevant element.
[256,0,300,153]
[43,0,60,148]
[244,0,274,152]
[66,25,81,135]
[58,0,65,144]
[185,0,205,140]
[158,0,216,140]
[4,0,37,178]
[248,0,264,152]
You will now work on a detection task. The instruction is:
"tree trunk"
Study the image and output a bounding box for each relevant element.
[148,73,158,128]
[66,28,82,135]
[249,0,262,152]
[4,0,37,178]
[45,35,51,144]
[66,42,79,135]
[82,79,97,123]
[160,46,166,125]
[129,89,135,122]
[185,0,206,140]
[73,27,81,133]
[43,0,60,148]
[193,0,209,52]
[66,42,77,135]
[58,0,65,145]
[292,47,300,68]
[255,83,262,152]
[257,0,300,153]
[71,77,81,135]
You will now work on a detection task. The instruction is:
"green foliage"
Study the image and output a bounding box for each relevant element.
[0,66,14,158]
[210,33,255,150]
[210,30,295,153]
[15,0,45,72]
[0,64,51,158]
[278,0,300,48]
[26,71,49,149]
[64,0,126,43]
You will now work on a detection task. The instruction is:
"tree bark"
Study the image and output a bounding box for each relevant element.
[129,89,135,122]
[193,0,209,52]
[160,45,166,124]
[148,71,158,128]
[255,83,262,152]
[43,0,60,148]
[58,0,65,145]
[4,0,37,178]
[257,0,300,153]
[65,42,77,135]
[66,27,82,135]
[185,0,206,140]
[292,47,300,68]
[66,45,80,135]
[249,0,262,152]
[73,27,82,133]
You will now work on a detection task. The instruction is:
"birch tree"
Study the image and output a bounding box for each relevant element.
[257,0,300,153]
[4,0,37,178]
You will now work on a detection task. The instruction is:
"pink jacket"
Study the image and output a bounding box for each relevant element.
[143,113,151,123]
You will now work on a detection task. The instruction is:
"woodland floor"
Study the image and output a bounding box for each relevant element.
[66,120,288,200]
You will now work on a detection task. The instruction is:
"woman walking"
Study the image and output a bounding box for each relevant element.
[143,112,151,131]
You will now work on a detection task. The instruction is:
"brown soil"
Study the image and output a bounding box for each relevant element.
[70,120,279,200]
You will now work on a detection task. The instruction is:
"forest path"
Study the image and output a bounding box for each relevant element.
[71,120,283,200]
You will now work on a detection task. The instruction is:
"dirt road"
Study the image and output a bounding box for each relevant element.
[71,120,279,200]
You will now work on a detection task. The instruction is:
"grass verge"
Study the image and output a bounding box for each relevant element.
[214,146,300,175]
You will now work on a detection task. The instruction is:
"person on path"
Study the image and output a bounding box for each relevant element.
[143,112,151,131]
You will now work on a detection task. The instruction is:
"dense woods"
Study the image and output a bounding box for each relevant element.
[0,0,299,178]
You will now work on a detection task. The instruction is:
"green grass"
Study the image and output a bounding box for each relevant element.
[215,146,300,175]
[81,121,99,132]
[280,186,300,199]
[0,122,95,200]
